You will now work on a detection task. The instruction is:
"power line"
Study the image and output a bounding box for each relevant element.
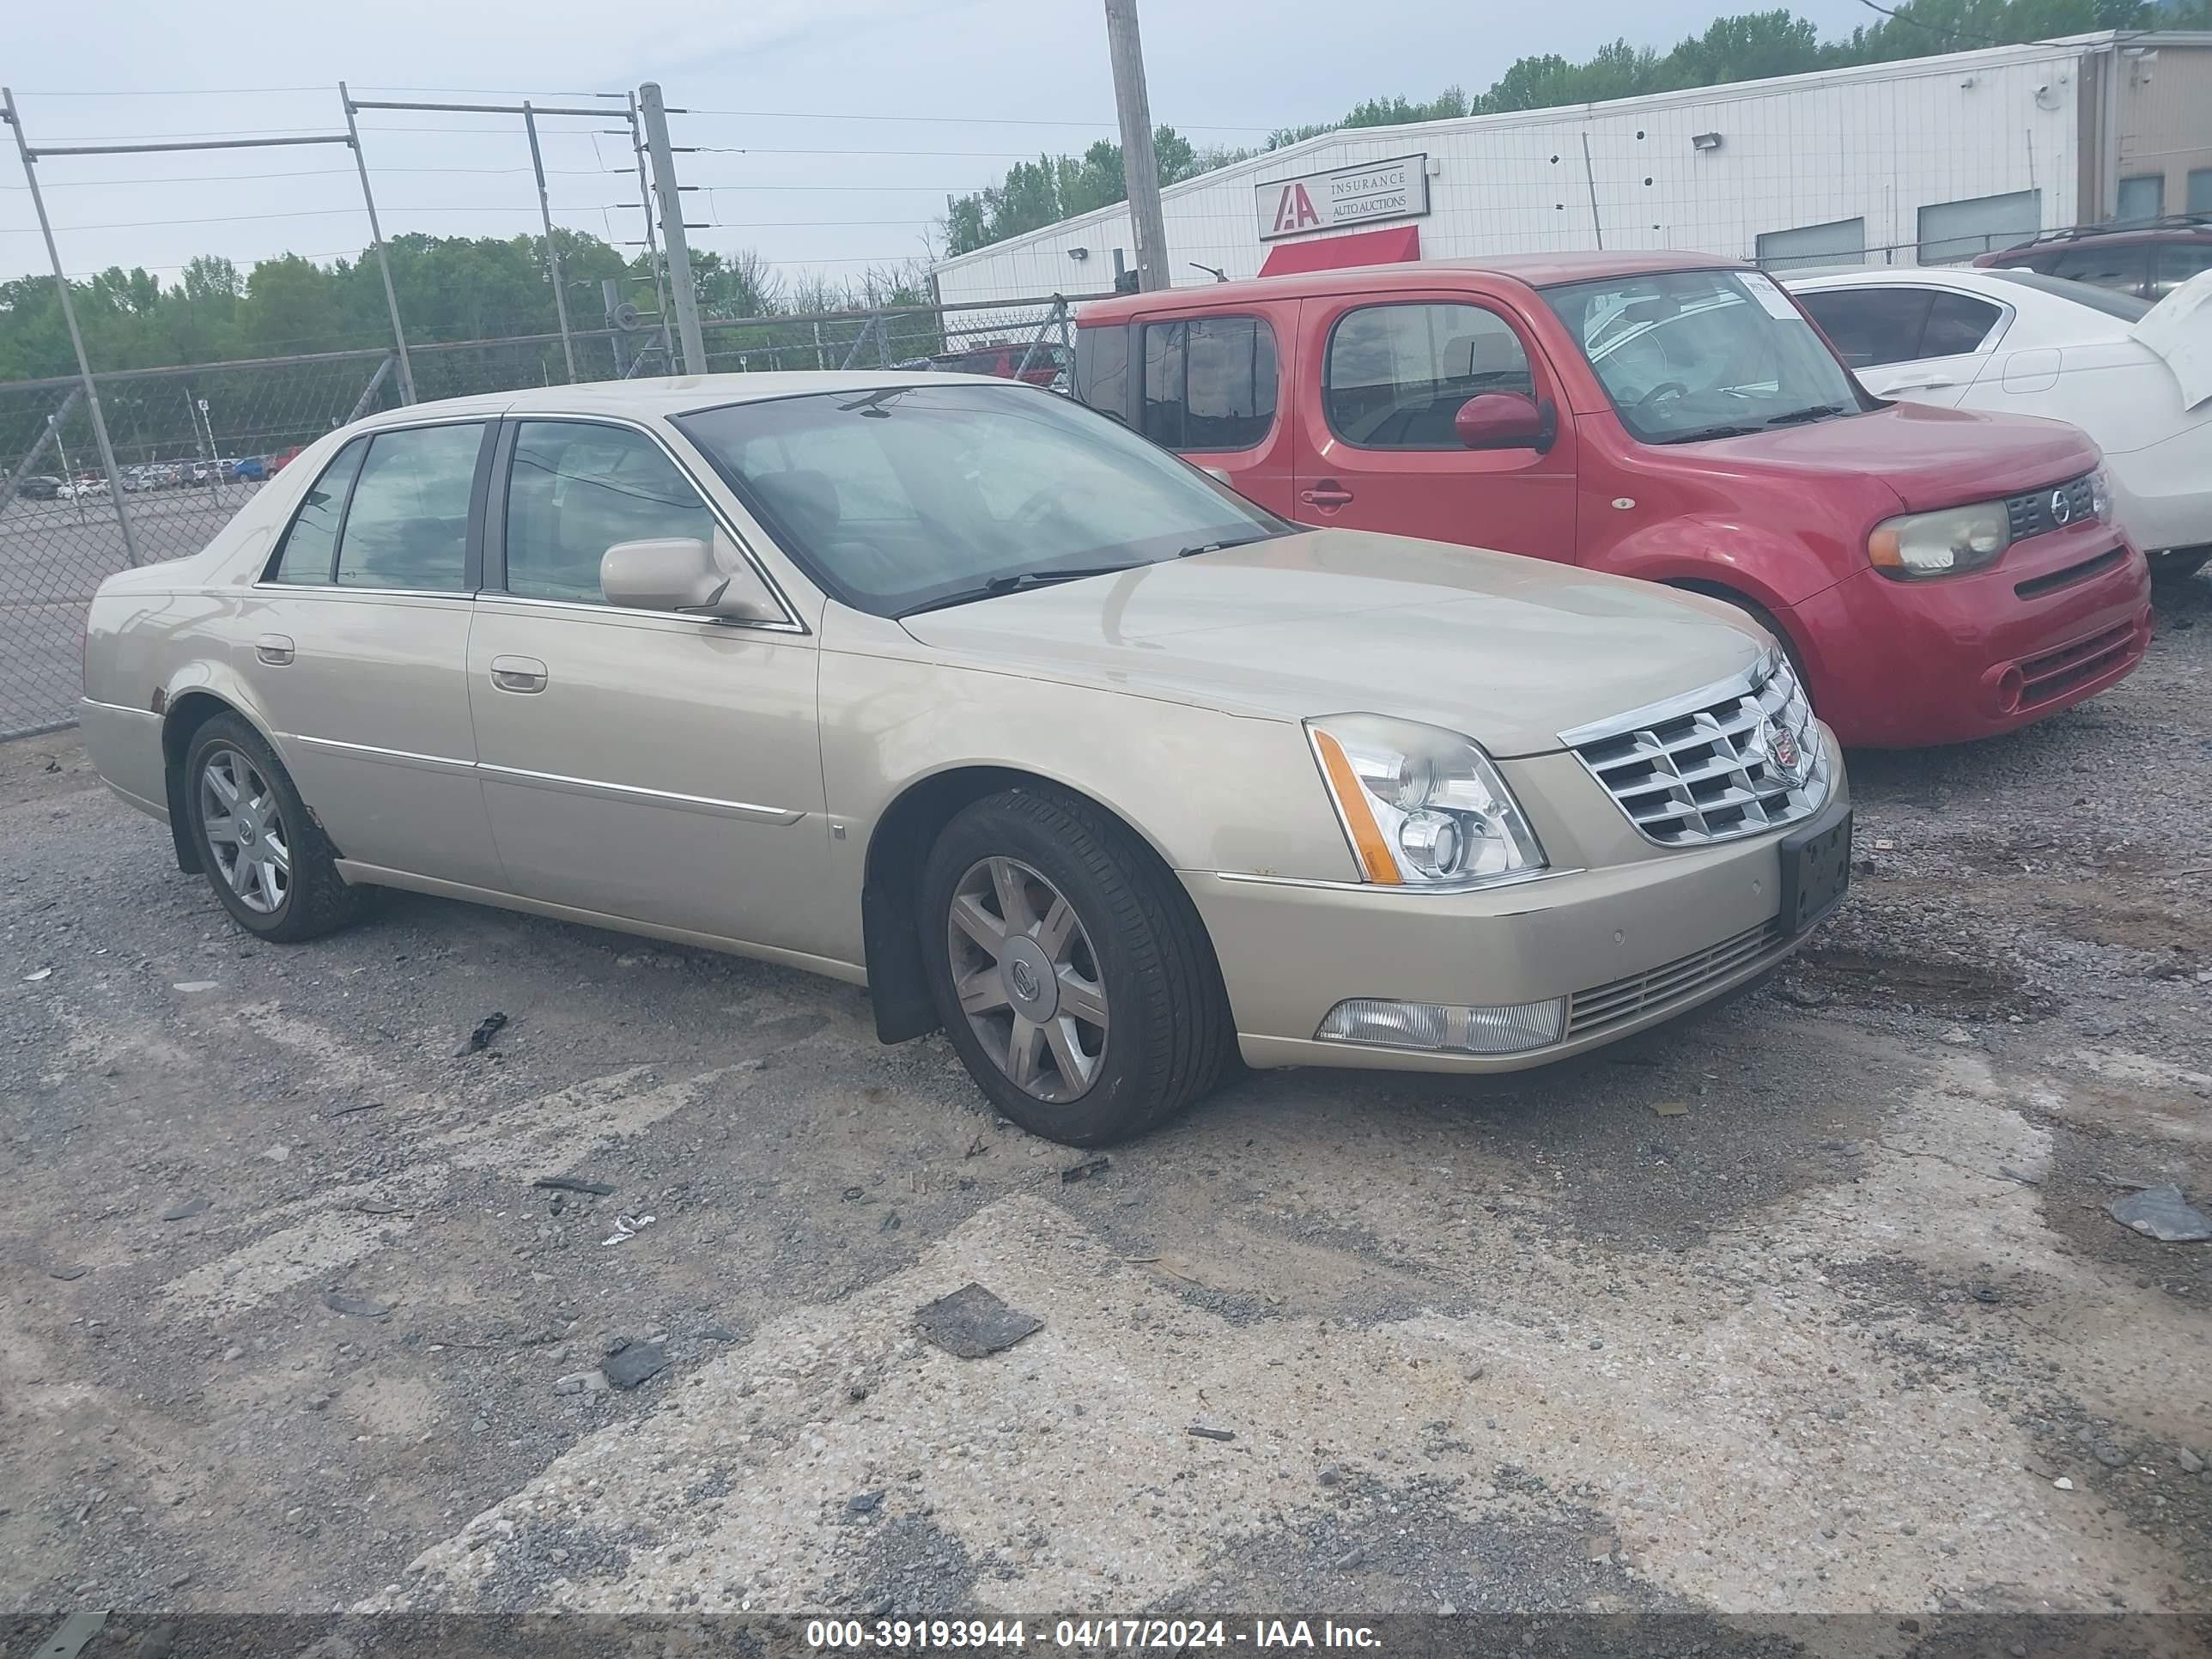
[0,165,621,191]
[680,106,1273,131]
[693,144,1068,159]
[14,83,617,99]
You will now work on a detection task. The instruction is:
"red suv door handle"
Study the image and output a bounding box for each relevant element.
[1300,483,1354,507]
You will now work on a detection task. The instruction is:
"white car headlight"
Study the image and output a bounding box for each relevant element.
[1868,500,2010,579]
[1306,714,1547,888]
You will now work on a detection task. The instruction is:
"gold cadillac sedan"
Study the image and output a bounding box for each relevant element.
[80,374,1850,1146]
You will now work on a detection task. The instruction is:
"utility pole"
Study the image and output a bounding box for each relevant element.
[340,82,418,404]
[639,82,707,375]
[1103,0,1170,292]
[3,86,143,565]
[523,102,578,382]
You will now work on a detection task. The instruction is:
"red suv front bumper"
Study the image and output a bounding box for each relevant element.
[1784,523,2153,748]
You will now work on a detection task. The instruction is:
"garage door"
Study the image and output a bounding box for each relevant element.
[1756,217,1868,271]
[1917,190,2041,264]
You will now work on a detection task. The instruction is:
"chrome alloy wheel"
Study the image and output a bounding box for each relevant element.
[945,856,1109,1103]
[199,744,290,915]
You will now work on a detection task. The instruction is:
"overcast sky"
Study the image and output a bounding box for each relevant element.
[3,0,1876,302]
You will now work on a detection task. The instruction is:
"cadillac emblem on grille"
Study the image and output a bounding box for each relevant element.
[1761,716,1807,786]
[2050,488,2072,526]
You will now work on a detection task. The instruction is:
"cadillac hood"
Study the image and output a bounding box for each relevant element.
[896,530,1770,758]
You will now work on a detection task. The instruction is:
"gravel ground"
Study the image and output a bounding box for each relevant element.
[2,572,2208,1638]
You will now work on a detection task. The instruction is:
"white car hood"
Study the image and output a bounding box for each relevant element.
[2133,268,2212,411]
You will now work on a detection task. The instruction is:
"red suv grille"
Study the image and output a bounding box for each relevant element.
[2017,618,2140,709]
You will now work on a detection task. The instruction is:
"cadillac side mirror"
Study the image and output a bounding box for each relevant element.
[1455,392,1554,453]
[602,533,780,622]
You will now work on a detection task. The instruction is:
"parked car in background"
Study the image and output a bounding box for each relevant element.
[1787,265,2212,581]
[266,446,305,474]
[228,456,268,483]
[15,474,63,500]
[79,374,1849,1146]
[59,476,110,501]
[1075,252,2152,749]
[932,340,1070,387]
[1973,216,2212,302]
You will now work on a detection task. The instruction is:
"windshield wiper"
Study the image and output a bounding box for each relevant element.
[1177,535,1275,557]
[897,565,1140,617]
[1759,404,1852,428]
[1659,422,1765,443]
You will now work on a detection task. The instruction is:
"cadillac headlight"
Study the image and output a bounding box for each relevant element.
[1868,501,2010,579]
[1306,714,1546,887]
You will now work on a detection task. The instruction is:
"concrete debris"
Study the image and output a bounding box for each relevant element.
[532,1176,615,1196]
[2106,1183,2212,1243]
[159,1197,210,1221]
[454,1012,508,1056]
[914,1282,1042,1358]
[602,1341,668,1390]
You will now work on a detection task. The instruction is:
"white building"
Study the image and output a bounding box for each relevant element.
[932,31,2212,304]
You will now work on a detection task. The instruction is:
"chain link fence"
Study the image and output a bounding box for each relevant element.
[698,294,1091,377]
[0,292,1095,739]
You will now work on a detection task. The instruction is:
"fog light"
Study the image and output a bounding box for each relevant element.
[1316,995,1567,1055]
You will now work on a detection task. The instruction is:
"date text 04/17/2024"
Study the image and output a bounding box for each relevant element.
[802,1620,1382,1650]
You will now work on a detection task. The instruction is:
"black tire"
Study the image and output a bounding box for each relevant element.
[919,787,1234,1146]
[182,713,366,943]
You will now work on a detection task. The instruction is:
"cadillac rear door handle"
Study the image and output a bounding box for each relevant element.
[254,634,295,665]
[489,655,549,694]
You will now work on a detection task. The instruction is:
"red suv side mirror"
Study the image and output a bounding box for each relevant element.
[1455,392,1553,452]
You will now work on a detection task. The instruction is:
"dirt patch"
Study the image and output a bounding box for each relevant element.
[1790,945,2045,1020]
[0,732,99,808]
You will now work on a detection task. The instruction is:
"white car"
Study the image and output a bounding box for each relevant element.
[1784,265,2212,580]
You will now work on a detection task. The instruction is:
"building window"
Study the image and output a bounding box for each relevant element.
[1755,217,1867,271]
[1324,302,1532,450]
[1139,316,1278,452]
[2115,173,2165,224]
[2189,168,2212,215]
[1917,189,2041,264]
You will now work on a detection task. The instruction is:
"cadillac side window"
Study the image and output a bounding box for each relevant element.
[1139,316,1278,451]
[333,423,484,592]
[504,422,711,604]
[265,440,367,584]
[1325,303,1532,449]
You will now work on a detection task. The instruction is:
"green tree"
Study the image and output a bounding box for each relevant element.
[941,125,1207,255]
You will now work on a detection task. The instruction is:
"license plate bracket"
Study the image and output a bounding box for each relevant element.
[1778,809,1852,938]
